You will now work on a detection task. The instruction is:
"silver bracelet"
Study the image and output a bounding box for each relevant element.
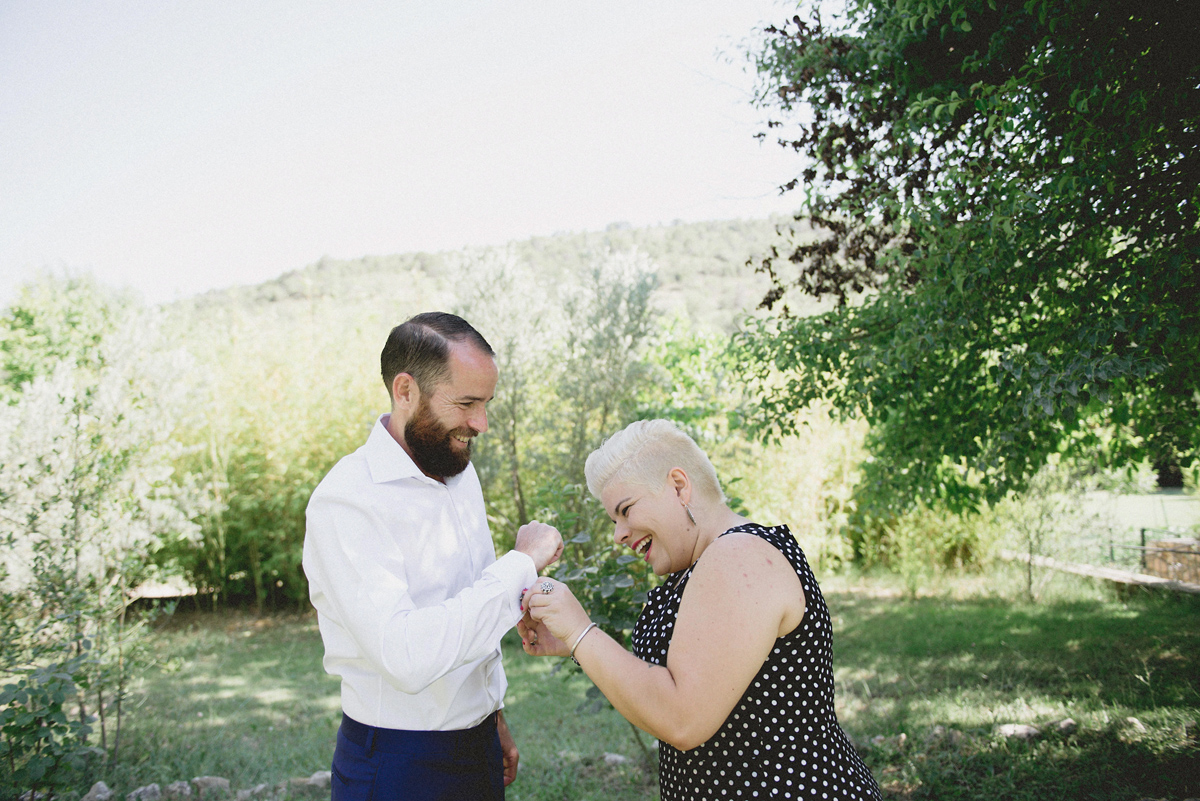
[570,622,598,666]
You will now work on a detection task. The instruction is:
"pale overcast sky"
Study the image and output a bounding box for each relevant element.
[1,0,807,306]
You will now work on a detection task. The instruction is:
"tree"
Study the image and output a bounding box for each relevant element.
[735,0,1200,512]
[168,298,383,612]
[450,248,560,532]
[0,277,203,777]
[457,247,661,546]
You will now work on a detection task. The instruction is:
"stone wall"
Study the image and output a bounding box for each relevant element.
[1145,539,1200,584]
[62,771,332,801]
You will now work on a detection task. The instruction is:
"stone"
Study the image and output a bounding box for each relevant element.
[127,784,162,801]
[997,723,1041,741]
[868,733,909,750]
[235,784,270,800]
[1054,718,1078,735]
[1123,717,1148,734]
[164,781,193,800]
[83,782,115,801]
[306,772,331,789]
[603,753,629,766]
[191,777,230,798]
[926,725,968,748]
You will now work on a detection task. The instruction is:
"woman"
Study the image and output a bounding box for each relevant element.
[519,419,880,800]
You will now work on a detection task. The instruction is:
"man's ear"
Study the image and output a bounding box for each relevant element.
[391,372,419,413]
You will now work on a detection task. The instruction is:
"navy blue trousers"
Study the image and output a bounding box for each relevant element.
[330,713,504,801]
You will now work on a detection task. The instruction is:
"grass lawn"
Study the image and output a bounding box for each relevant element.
[82,565,1198,800]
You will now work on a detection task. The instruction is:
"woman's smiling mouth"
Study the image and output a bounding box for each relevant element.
[633,536,652,558]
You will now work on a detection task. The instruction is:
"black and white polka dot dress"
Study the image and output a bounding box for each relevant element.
[631,523,880,800]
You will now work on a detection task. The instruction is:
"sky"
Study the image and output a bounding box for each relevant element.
[0,0,808,306]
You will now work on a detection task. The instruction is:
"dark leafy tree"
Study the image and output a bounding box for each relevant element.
[735,0,1200,511]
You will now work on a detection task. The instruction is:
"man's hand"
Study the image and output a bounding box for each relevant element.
[514,520,563,573]
[518,612,569,658]
[496,709,519,787]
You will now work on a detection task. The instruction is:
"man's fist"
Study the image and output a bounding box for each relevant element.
[514,521,564,572]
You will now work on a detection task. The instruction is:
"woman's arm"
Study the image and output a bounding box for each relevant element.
[523,533,805,751]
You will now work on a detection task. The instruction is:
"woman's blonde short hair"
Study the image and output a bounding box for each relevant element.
[585,419,724,504]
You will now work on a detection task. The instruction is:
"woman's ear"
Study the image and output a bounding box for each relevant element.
[668,467,692,504]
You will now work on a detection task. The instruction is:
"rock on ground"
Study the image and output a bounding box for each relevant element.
[83,782,114,801]
[997,723,1041,741]
[1053,718,1078,735]
[164,781,193,800]
[191,777,231,798]
[126,783,162,801]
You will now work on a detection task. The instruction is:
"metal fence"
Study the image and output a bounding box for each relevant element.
[1074,526,1198,584]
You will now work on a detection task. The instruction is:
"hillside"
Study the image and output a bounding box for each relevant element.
[176,215,824,333]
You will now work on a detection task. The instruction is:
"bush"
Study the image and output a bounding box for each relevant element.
[0,653,99,799]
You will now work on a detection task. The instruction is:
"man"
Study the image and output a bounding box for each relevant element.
[303,312,563,801]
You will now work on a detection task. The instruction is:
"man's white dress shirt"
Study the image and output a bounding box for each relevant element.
[303,415,537,731]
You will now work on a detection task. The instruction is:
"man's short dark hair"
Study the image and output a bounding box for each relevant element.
[380,312,494,397]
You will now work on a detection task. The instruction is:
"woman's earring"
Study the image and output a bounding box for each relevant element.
[684,503,696,525]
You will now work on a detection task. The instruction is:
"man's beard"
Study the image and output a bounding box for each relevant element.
[405,400,475,479]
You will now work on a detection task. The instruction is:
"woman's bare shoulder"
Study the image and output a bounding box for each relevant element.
[683,526,805,636]
[693,528,794,585]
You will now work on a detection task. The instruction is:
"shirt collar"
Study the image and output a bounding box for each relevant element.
[365,414,468,487]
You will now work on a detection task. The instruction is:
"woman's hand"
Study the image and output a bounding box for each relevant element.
[520,578,592,656]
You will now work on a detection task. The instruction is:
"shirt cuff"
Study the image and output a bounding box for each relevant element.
[486,550,539,620]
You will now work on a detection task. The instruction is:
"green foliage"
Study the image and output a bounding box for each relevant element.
[167,301,385,611]
[454,249,665,660]
[0,654,99,798]
[0,275,138,398]
[991,463,1117,600]
[460,249,661,554]
[206,218,794,335]
[737,0,1200,512]
[855,502,997,596]
[0,276,203,778]
[551,513,657,646]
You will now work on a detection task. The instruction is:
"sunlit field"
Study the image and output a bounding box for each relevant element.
[80,566,1200,801]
